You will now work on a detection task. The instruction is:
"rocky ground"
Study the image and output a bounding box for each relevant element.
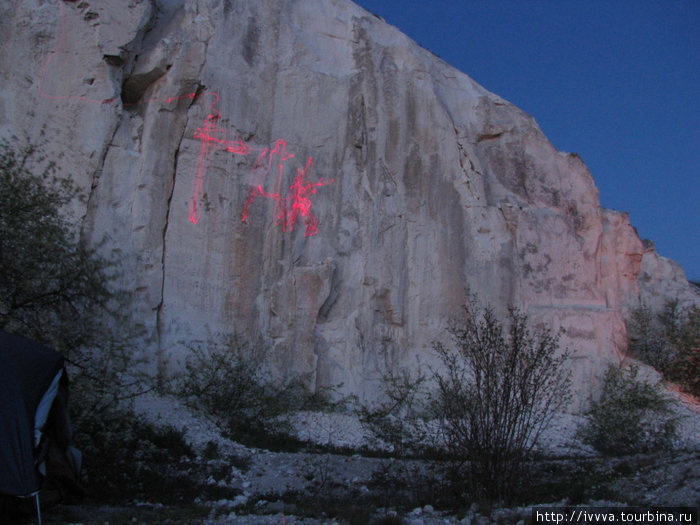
[29,386,700,525]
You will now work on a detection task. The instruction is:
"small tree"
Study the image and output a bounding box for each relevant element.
[432,297,571,504]
[578,363,678,455]
[0,140,113,356]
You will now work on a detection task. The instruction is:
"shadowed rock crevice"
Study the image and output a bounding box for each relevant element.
[103,54,126,67]
[156,100,194,359]
[121,66,169,105]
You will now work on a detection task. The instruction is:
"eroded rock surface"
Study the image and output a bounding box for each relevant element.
[1,0,696,398]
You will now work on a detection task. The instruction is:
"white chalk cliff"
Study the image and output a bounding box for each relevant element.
[1,0,697,397]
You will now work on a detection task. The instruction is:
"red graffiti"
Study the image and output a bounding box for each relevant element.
[38,0,333,236]
[188,97,333,235]
[240,140,333,237]
[189,92,254,224]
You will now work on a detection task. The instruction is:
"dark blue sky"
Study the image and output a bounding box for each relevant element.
[353,0,699,281]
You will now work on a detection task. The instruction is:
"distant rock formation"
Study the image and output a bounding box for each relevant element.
[1,0,697,398]
[638,239,700,313]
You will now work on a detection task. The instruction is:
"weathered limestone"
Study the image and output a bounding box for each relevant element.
[638,240,700,312]
[1,0,696,398]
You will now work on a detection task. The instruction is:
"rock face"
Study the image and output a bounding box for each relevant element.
[1,0,697,397]
[638,240,700,313]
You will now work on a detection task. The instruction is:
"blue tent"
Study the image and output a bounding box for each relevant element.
[0,330,70,498]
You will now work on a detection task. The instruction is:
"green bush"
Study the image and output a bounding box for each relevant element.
[356,369,430,457]
[628,306,671,372]
[0,140,115,354]
[431,297,571,504]
[578,364,678,455]
[663,303,700,396]
[76,414,242,507]
[629,300,700,396]
[76,416,193,500]
[179,338,328,445]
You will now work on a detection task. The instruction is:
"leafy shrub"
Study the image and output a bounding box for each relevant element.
[76,415,195,501]
[0,140,116,354]
[578,364,678,455]
[628,306,671,372]
[179,338,326,445]
[663,303,700,396]
[357,369,431,457]
[0,139,144,383]
[629,300,700,396]
[431,297,571,504]
[75,413,242,507]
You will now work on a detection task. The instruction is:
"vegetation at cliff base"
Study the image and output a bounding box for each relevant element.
[0,140,156,504]
[629,301,700,396]
[578,363,678,455]
[431,299,572,504]
[3,139,698,521]
[0,141,111,353]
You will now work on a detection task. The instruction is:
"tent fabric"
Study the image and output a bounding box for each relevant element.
[35,369,64,448]
[0,331,65,497]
